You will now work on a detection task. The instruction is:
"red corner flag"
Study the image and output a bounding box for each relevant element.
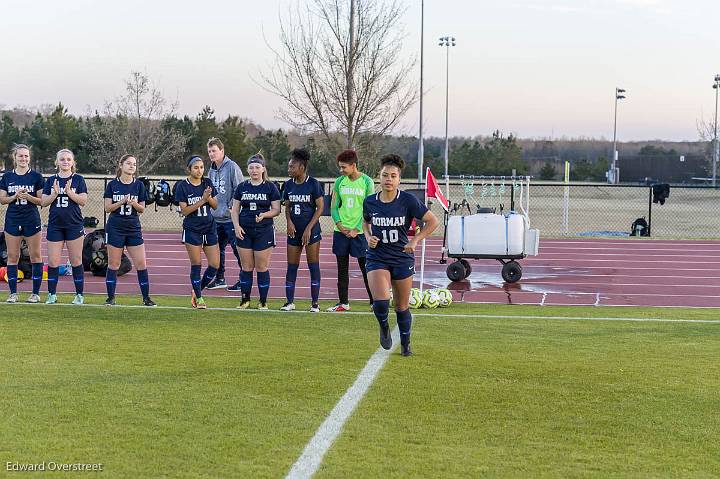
[425,167,449,211]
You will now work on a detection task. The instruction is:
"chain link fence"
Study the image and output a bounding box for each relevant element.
[1,175,718,240]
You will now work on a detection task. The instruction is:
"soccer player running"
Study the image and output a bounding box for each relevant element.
[362,154,438,356]
[40,149,88,305]
[231,153,281,310]
[175,156,219,309]
[327,149,375,312]
[280,149,324,312]
[0,144,45,303]
[206,137,244,290]
[102,154,155,307]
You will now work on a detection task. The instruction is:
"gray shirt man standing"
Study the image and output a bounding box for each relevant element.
[206,137,244,289]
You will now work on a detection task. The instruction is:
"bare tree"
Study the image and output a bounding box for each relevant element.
[86,72,188,174]
[263,0,417,154]
[696,115,718,176]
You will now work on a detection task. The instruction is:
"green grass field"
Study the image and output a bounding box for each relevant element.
[2,296,719,478]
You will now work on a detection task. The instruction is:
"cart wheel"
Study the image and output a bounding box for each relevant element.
[501,261,522,283]
[460,259,472,278]
[446,261,466,282]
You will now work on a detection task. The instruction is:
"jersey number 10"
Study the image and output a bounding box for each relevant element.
[381,229,399,243]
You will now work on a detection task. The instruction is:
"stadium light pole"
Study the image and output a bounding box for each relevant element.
[612,87,626,184]
[713,75,720,187]
[439,36,456,199]
[417,0,425,184]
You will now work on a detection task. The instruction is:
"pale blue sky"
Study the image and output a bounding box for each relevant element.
[2,0,718,141]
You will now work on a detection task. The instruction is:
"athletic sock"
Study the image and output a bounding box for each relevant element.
[190,264,202,298]
[6,265,17,294]
[358,256,373,303]
[257,270,270,304]
[201,266,218,290]
[285,263,299,303]
[396,308,413,346]
[373,299,390,328]
[137,269,150,299]
[72,265,84,295]
[240,270,253,297]
[336,255,349,304]
[47,266,59,295]
[308,262,321,305]
[31,262,43,295]
[106,268,118,298]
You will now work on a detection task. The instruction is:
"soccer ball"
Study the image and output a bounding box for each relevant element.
[422,289,441,309]
[437,288,453,307]
[408,288,423,309]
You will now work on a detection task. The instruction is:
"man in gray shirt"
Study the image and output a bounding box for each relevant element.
[206,137,244,290]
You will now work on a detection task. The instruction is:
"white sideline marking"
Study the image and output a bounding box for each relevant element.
[285,327,400,479]
[2,302,720,322]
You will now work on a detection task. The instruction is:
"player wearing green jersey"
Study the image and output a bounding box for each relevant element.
[327,150,375,312]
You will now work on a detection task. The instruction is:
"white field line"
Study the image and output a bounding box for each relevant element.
[3,301,720,320]
[285,327,400,479]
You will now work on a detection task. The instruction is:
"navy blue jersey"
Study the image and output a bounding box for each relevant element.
[282,176,323,226]
[104,178,148,234]
[174,178,217,234]
[233,180,281,227]
[42,174,88,227]
[0,169,44,223]
[363,190,429,263]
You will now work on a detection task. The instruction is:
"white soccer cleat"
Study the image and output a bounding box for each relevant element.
[25,294,40,304]
[280,302,296,311]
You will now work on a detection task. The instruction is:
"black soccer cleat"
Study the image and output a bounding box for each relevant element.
[105,296,115,306]
[206,278,226,290]
[379,323,392,350]
[401,343,413,357]
[143,297,157,307]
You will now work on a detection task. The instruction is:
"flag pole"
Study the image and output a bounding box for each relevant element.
[419,167,429,294]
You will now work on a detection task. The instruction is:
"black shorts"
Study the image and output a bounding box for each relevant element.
[332,231,367,258]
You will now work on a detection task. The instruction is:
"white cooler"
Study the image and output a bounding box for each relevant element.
[447,213,533,256]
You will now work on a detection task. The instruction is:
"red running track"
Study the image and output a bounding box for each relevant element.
[14,232,720,308]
